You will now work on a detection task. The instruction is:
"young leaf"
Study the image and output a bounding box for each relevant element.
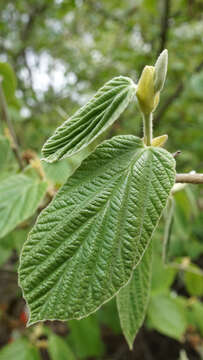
[19,135,175,325]
[0,174,47,238]
[147,293,187,340]
[0,338,40,360]
[99,299,122,334]
[0,62,17,104]
[42,76,136,162]
[151,239,176,295]
[0,136,11,172]
[117,242,152,349]
[68,315,105,358]
[189,300,203,336]
[48,333,76,360]
[184,264,203,296]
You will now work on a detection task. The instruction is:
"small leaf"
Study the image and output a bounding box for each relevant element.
[68,315,105,358]
[151,248,176,295]
[0,174,47,238]
[99,299,121,334]
[2,228,28,256]
[184,264,203,296]
[0,136,11,172]
[0,245,12,266]
[42,76,136,162]
[0,62,16,104]
[0,338,40,360]
[19,135,175,325]
[48,333,76,360]
[189,300,203,336]
[147,293,187,340]
[151,134,168,147]
[117,243,152,349]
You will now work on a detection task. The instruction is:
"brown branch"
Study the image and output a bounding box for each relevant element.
[86,0,125,24]
[158,0,171,55]
[124,5,138,18]
[176,173,203,184]
[86,1,137,25]
[0,79,24,170]
[15,3,48,60]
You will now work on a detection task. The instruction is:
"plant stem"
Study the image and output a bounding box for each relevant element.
[143,112,153,146]
[176,173,203,184]
[0,79,24,170]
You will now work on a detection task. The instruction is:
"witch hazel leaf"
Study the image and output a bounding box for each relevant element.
[0,174,47,238]
[42,76,136,163]
[117,242,152,349]
[19,135,175,325]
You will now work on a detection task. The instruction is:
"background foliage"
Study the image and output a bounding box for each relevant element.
[0,0,203,359]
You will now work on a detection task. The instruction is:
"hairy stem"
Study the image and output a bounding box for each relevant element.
[143,112,153,146]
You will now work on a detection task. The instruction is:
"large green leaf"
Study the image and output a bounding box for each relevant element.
[0,338,40,360]
[0,174,47,238]
[42,76,136,162]
[117,242,152,349]
[19,135,175,325]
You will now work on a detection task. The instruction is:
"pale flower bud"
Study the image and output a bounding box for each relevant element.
[154,49,168,92]
[136,50,168,116]
[136,65,156,115]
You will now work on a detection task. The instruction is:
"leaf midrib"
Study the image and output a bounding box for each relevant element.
[21,148,145,285]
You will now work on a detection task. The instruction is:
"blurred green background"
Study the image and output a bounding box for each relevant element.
[0,0,203,359]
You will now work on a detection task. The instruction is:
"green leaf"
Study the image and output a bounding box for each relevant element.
[0,245,12,267]
[99,298,122,335]
[151,236,176,295]
[0,62,16,104]
[184,264,203,296]
[68,315,105,358]
[147,293,187,340]
[42,76,136,162]
[0,338,40,360]
[0,136,11,172]
[0,174,47,238]
[117,242,152,349]
[189,300,203,336]
[19,135,175,325]
[48,333,76,360]
[1,228,28,263]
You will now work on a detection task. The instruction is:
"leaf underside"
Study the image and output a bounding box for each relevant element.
[0,174,47,238]
[117,242,152,349]
[19,135,175,325]
[42,76,136,162]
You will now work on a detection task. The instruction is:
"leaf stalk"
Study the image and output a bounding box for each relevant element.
[143,112,153,146]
